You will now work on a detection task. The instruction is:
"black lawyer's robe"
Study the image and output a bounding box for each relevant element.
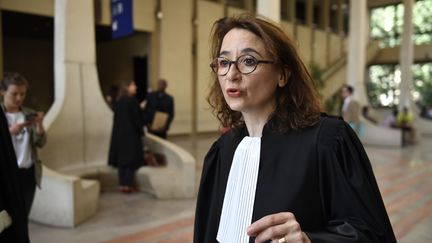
[194,116,396,243]
[0,108,29,242]
[108,96,145,169]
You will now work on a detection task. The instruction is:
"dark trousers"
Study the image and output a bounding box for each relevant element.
[149,129,168,139]
[18,166,36,216]
[118,167,136,187]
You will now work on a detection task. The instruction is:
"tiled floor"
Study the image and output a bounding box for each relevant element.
[29,133,432,243]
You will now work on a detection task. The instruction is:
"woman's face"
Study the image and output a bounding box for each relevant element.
[3,84,27,111]
[218,28,285,117]
[127,82,137,96]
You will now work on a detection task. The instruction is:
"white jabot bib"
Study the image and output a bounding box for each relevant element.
[217,136,261,243]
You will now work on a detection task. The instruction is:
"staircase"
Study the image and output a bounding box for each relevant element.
[319,41,381,102]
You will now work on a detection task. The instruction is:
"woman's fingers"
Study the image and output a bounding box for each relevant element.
[254,223,288,243]
[257,220,303,243]
[248,212,295,236]
[248,212,307,243]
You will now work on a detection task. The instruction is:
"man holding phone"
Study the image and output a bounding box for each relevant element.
[0,72,46,219]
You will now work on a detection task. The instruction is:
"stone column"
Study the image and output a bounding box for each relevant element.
[244,0,254,12]
[320,0,330,31]
[287,0,296,23]
[336,0,344,35]
[320,0,330,67]
[306,0,313,27]
[346,0,368,104]
[336,0,344,58]
[257,0,280,23]
[305,0,314,63]
[287,0,297,37]
[40,0,112,169]
[399,0,414,109]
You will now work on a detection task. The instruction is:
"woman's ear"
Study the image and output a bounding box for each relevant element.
[278,67,290,87]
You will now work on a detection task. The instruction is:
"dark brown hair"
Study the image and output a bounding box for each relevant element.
[207,14,321,132]
[0,72,29,91]
[117,80,135,100]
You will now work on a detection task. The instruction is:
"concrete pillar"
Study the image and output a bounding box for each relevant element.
[336,0,344,34]
[159,0,193,134]
[321,0,330,67]
[306,0,314,65]
[40,0,112,169]
[257,0,280,23]
[398,0,414,109]
[305,0,313,27]
[347,0,368,104]
[320,0,330,30]
[244,0,254,12]
[287,0,296,23]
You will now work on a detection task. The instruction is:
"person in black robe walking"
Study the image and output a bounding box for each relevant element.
[194,14,396,243]
[108,81,145,193]
[0,107,29,243]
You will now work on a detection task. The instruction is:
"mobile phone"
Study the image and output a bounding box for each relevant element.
[25,113,38,122]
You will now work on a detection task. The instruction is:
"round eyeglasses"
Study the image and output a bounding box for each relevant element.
[210,55,274,76]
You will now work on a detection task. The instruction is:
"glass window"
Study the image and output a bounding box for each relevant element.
[413,0,432,45]
[367,63,432,108]
[370,0,432,47]
[367,64,400,107]
[413,63,432,107]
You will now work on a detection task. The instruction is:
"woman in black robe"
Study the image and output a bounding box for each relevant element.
[194,14,396,243]
[0,107,29,242]
[108,81,145,193]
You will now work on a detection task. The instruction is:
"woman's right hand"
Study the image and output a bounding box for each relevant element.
[247,212,311,243]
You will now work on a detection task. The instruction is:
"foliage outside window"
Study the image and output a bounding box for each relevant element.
[367,63,432,108]
[412,0,432,45]
[367,65,399,107]
[370,0,432,48]
[413,63,432,107]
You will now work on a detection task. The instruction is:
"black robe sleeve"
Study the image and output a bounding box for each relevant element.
[194,141,221,243]
[0,108,29,242]
[305,117,396,242]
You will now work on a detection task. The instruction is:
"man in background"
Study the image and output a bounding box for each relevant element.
[341,84,361,134]
[144,79,174,139]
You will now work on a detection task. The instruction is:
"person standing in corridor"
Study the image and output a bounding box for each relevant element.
[108,81,146,193]
[340,84,361,134]
[0,72,46,217]
[144,79,174,139]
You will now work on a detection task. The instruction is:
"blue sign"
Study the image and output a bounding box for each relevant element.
[111,0,133,39]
